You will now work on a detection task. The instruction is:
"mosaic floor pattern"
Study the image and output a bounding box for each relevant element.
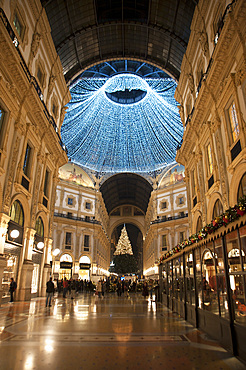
[0,293,245,369]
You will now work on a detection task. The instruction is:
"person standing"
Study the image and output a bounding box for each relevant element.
[9,278,17,303]
[46,277,54,307]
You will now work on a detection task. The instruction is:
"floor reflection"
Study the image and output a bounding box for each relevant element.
[0,293,244,370]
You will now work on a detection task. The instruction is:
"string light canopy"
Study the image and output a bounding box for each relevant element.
[61,61,183,174]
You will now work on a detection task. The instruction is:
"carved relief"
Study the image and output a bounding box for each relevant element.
[31,162,42,226]
[235,62,246,86]
[60,106,67,127]
[198,31,209,58]
[214,129,229,209]
[3,136,21,213]
[28,32,41,68]
[197,156,206,225]
[47,75,56,102]
[187,73,195,94]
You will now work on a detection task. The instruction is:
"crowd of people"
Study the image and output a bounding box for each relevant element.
[45,276,159,306]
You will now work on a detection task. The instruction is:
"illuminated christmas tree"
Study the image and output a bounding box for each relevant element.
[114,225,133,255]
[110,225,138,274]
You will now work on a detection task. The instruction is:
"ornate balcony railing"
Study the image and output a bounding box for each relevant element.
[151,213,188,225]
[54,212,101,225]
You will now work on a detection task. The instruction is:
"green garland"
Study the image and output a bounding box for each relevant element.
[156,195,246,264]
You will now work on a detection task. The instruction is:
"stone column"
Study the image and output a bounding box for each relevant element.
[41,238,52,297]
[39,238,52,297]
[0,213,10,306]
[17,228,35,301]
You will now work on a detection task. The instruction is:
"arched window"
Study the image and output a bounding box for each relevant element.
[60,254,73,262]
[196,216,202,233]
[35,217,44,237]
[79,255,91,264]
[212,199,223,219]
[237,173,246,201]
[9,200,24,226]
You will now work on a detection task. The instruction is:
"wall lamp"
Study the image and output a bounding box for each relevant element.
[10,229,19,239]
[52,248,60,257]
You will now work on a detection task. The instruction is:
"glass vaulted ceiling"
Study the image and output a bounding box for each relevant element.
[61,61,183,174]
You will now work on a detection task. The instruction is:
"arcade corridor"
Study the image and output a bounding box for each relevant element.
[0,293,244,370]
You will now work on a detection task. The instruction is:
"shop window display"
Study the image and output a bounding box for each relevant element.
[214,238,228,318]
[31,264,39,294]
[201,245,219,315]
[230,227,246,324]
[2,255,18,298]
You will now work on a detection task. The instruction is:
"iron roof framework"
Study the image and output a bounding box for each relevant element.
[41,0,196,84]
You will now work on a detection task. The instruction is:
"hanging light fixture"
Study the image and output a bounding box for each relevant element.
[61,72,183,174]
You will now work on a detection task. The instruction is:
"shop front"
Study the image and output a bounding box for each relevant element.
[59,254,73,280]
[2,244,20,302]
[159,220,246,362]
[78,256,91,281]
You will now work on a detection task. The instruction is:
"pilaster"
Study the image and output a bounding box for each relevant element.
[0,255,6,306]
[0,213,10,254]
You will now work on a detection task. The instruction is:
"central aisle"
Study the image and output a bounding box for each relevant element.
[0,293,244,369]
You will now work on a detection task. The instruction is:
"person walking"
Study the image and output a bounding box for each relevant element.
[97,279,102,298]
[46,277,54,307]
[142,281,149,298]
[70,279,76,299]
[9,278,17,303]
[63,277,68,298]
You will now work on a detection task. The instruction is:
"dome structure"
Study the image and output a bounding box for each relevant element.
[61,61,183,174]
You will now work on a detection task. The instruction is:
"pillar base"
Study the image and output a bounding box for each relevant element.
[17,260,34,301]
[41,264,52,297]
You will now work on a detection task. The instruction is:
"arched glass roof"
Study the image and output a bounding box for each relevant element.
[61,61,183,174]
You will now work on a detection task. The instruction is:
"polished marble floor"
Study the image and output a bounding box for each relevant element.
[0,292,245,370]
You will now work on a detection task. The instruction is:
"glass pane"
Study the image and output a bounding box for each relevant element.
[226,230,242,272]
[231,275,246,325]
[162,266,167,294]
[237,173,246,200]
[167,261,173,296]
[239,225,246,271]
[173,260,179,299]
[202,246,219,314]
[214,238,225,273]
[179,258,184,301]
[195,248,202,308]
[214,238,229,317]
[185,253,195,305]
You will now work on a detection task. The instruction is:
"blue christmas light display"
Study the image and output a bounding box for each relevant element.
[62,72,183,173]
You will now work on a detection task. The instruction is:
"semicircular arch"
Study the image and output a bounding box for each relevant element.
[207,192,223,223]
[34,211,49,238]
[229,163,246,206]
[10,194,30,227]
[192,209,203,235]
[109,218,144,240]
